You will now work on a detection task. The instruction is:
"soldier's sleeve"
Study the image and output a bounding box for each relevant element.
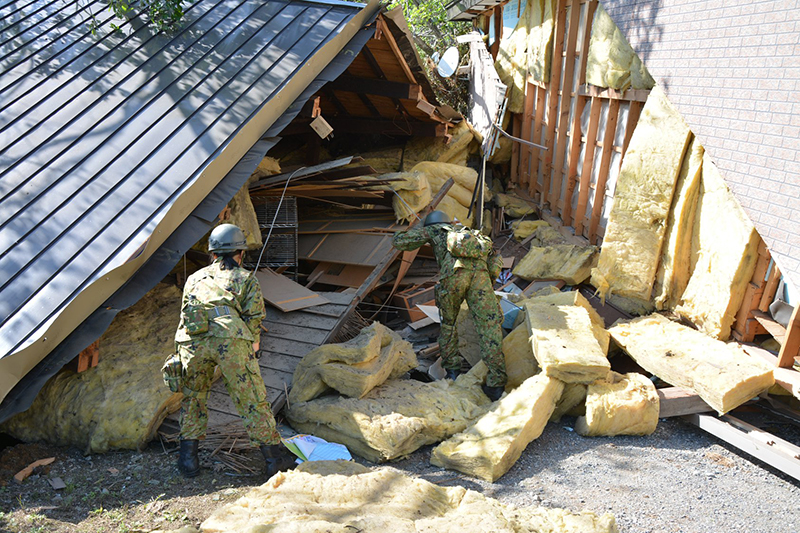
[240,273,267,338]
[392,225,430,251]
[488,251,503,281]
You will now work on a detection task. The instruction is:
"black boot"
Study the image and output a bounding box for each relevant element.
[482,384,504,402]
[260,444,297,478]
[178,439,200,478]
[445,368,462,381]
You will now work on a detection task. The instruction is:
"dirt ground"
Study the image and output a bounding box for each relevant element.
[1,412,798,533]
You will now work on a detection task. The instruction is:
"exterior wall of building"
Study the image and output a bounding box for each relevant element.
[601,0,800,290]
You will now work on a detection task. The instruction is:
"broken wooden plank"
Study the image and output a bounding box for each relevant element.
[14,457,55,484]
[657,387,713,418]
[778,304,800,368]
[256,269,329,312]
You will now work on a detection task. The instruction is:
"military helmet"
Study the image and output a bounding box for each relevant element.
[424,210,450,226]
[208,224,247,253]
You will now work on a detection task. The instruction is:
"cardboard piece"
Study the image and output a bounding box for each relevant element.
[256,268,330,312]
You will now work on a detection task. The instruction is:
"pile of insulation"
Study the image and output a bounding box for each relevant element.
[512,221,599,285]
[389,161,492,228]
[288,322,417,404]
[199,460,618,533]
[0,283,182,453]
[287,364,492,463]
[590,85,759,340]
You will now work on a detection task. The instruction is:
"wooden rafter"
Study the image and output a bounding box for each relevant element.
[328,75,423,101]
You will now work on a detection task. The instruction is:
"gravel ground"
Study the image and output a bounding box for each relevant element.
[1,413,799,532]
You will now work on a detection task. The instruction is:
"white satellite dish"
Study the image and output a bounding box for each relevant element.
[437,46,459,78]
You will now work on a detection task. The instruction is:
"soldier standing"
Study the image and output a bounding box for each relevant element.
[392,210,507,401]
[173,224,296,477]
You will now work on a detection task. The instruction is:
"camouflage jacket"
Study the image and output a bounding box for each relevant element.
[393,224,503,280]
[174,258,266,343]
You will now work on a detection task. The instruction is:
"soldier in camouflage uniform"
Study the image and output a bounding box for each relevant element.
[174,224,295,478]
[392,211,507,401]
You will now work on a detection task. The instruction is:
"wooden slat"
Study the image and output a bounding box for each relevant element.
[733,239,772,341]
[377,16,416,84]
[260,353,304,374]
[549,0,582,218]
[519,84,536,188]
[263,322,330,345]
[528,86,547,200]
[261,337,319,358]
[588,98,620,242]
[541,0,567,210]
[759,262,782,312]
[657,387,713,418]
[752,310,786,344]
[573,96,601,236]
[621,99,643,160]
[778,304,800,368]
[745,345,800,399]
[562,95,588,226]
[511,113,521,184]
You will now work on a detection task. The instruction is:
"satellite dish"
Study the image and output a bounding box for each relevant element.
[437,46,459,78]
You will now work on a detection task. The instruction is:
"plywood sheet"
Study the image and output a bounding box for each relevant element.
[256,269,329,312]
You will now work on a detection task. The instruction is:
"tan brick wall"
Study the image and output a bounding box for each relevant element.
[601,0,800,290]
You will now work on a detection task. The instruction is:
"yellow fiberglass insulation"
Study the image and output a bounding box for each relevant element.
[1,283,182,453]
[251,155,281,181]
[514,244,599,285]
[524,291,610,384]
[590,86,691,304]
[586,4,655,91]
[502,323,540,391]
[674,154,759,340]
[608,314,774,415]
[288,322,417,405]
[495,0,556,113]
[551,383,587,422]
[389,171,432,223]
[200,460,618,533]
[403,121,477,170]
[653,135,704,311]
[511,219,550,241]
[412,161,492,206]
[431,373,564,482]
[348,146,404,174]
[286,365,492,463]
[575,371,659,437]
[495,192,537,218]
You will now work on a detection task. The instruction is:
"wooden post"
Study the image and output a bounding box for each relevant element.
[540,0,567,211]
[588,98,620,242]
[777,304,800,369]
[573,97,601,236]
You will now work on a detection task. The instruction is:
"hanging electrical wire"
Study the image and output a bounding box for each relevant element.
[252,166,306,273]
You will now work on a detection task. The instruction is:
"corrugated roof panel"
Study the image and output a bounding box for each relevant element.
[0,0,375,364]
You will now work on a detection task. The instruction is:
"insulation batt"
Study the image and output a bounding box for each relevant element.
[431,373,565,482]
[495,192,537,218]
[524,291,610,383]
[511,220,551,241]
[675,154,759,340]
[514,244,598,285]
[0,283,182,453]
[288,322,417,405]
[286,365,492,463]
[590,86,691,305]
[403,121,477,169]
[502,323,540,391]
[608,314,774,415]
[551,383,587,422]
[575,371,659,437]
[200,460,618,533]
[389,171,432,223]
[585,4,655,91]
[652,135,704,310]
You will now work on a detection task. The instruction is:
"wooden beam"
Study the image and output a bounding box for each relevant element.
[356,92,382,117]
[684,413,800,482]
[733,239,772,341]
[328,75,423,101]
[573,97,601,236]
[657,387,712,418]
[519,84,536,188]
[578,84,650,102]
[621,99,643,160]
[376,16,416,84]
[528,85,547,200]
[562,95,588,226]
[759,262,782,312]
[778,303,800,368]
[541,0,567,211]
[588,98,620,242]
[325,180,455,343]
[743,344,800,399]
[305,117,446,137]
[549,0,582,219]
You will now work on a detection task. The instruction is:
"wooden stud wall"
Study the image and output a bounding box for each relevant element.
[512,0,647,245]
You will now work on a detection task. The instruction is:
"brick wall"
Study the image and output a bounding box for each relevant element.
[601,0,800,291]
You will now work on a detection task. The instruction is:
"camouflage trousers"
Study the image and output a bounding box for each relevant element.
[177,337,281,446]
[436,268,507,387]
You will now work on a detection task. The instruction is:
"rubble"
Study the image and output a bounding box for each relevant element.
[524,291,611,384]
[431,373,564,482]
[575,371,659,437]
[608,314,775,414]
[1,283,182,453]
[200,460,618,533]
[590,86,691,308]
[286,365,491,463]
[288,322,417,404]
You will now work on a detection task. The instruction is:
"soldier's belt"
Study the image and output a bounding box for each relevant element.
[209,305,233,318]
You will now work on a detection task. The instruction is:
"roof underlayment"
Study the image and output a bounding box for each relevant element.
[0,0,380,419]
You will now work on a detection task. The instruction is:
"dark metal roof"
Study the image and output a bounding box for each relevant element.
[0,0,378,405]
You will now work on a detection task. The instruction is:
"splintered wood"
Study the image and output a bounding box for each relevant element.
[431,374,564,482]
[524,291,610,384]
[609,314,774,414]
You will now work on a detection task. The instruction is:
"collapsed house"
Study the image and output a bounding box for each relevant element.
[2,0,800,521]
